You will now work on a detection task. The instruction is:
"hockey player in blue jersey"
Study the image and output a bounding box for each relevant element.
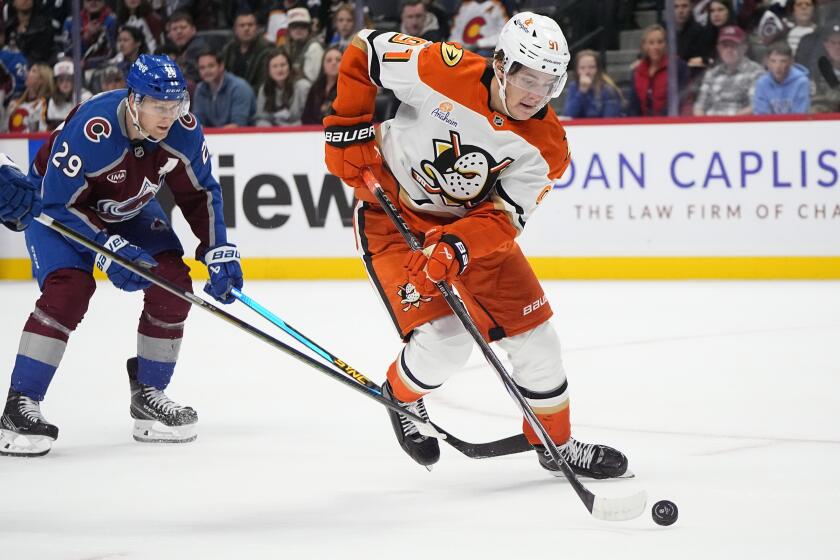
[0,55,243,456]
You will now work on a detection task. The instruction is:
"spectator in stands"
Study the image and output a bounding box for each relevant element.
[400,0,445,42]
[784,0,819,55]
[675,0,709,71]
[192,50,256,128]
[563,50,622,119]
[46,60,92,129]
[449,0,509,56]
[811,19,840,112]
[694,25,764,115]
[63,0,118,70]
[254,49,311,126]
[3,0,56,64]
[697,0,737,66]
[110,25,149,76]
[163,0,220,30]
[117,0,165,54]
[99,64,127,91]
[221,11,273,93]
[328,3,356,51]
[2,62,51,132]
[285,8,325,83]
[754,41,811,114]
[302,45,340,124]
[0,26,28,102]
[694,0,759,30]
[628,24,689,116]
[166,11,207,84]
[264,1,310,47]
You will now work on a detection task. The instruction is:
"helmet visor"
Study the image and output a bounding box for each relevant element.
[135,93,190,119]
[506,66,564,99]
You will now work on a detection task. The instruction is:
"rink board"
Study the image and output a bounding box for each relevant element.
[1,115,838,279]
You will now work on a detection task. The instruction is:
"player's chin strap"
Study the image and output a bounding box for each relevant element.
[126,93,162,144]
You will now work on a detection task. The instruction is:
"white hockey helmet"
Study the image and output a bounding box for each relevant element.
[494,12,571,116]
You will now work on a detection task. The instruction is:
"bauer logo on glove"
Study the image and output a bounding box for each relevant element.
[324,123,375,147]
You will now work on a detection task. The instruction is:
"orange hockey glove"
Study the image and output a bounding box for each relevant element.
[324,114,382,194]
[404,227,470,297]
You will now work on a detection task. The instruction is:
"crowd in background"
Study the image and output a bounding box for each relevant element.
[0,0,838,132]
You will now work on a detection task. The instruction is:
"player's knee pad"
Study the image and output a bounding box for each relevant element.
[399,314,473,391]
[497,321,568,408]
[29,268,97,337]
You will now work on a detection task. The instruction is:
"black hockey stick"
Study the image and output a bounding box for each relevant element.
[32,214,439,433]
[361,169,647,522]
[231,287,533,459]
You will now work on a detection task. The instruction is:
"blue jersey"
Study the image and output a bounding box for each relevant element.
[30,89,227,258]
[0,49,28,98]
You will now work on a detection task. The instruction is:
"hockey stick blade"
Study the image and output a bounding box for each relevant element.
[432,426,533,459]
[591,490,648,522]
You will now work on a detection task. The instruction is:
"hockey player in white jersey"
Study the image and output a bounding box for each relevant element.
[324,13,629,478]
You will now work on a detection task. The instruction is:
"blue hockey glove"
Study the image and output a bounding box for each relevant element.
[0,153,42,230]
[203,244,243,304]
[94,233,158,292]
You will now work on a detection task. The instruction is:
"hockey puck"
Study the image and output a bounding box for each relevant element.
[651,500,678,526]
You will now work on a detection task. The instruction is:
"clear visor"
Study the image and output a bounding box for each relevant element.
[506,67,564,99]
[135,93,190,119]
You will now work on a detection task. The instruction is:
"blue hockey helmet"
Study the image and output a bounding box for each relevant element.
[125,54,190,141]
[126,54,188,102]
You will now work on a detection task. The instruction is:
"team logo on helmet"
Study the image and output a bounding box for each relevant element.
[410,130,514,208]
[440,42,464,66]
[84,117,112,142]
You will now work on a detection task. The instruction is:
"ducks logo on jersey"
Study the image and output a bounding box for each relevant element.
[410,130,514,208]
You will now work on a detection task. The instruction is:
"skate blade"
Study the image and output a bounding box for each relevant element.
[132,420,197,443]
[548,468,635,480]
[0,429,54,457]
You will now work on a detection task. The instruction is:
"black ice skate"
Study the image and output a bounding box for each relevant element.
[381,381,440,469]
[127,358,197,443]
[534,437,630,480]
[0,389,59,457]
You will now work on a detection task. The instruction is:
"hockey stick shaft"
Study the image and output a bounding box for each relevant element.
[231,286,534,458]
[231,287,380,391]
[360,169,646,521]
[33,214,433,427]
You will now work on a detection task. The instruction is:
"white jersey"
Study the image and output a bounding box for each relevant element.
[449,0,510,50]
[358,29,570,235]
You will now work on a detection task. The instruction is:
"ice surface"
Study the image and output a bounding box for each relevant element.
[1,280,838,559]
